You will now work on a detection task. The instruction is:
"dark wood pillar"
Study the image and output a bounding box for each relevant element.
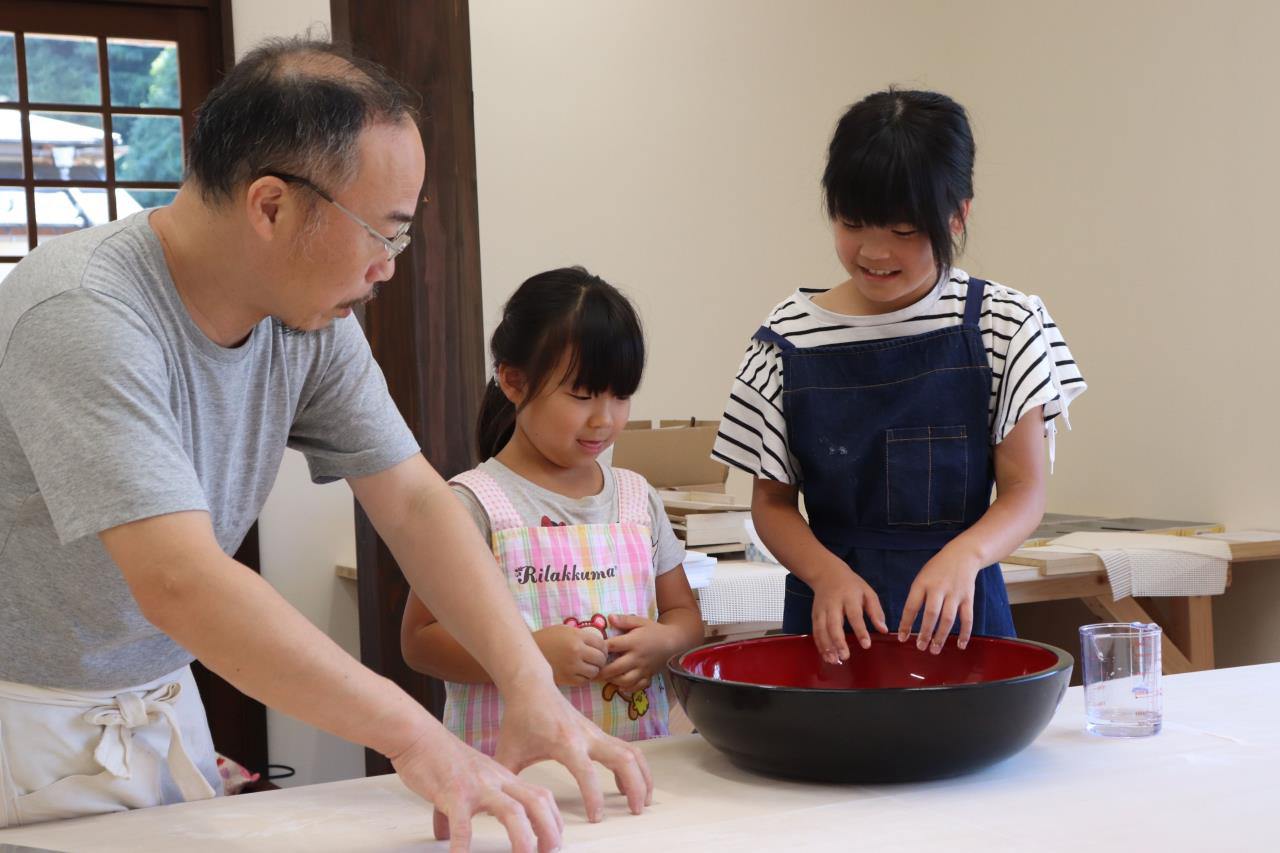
[331,0,486,776]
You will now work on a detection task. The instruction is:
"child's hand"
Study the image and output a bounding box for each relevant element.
[897,554,982,654]
[599,614,679,693]
[533,624,608,686]
[809,559,889,664]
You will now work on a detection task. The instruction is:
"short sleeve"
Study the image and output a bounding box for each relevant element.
[449,481,494,544]
[645,486,685,575]
[288,315,421,483]
[991,294,1086,444]
[712,339,799,483]
[0,292,207,544]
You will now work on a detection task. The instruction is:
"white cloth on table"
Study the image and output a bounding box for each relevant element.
[1048,532,1230,600]
[682,550,718,590]
[697,561,787,625]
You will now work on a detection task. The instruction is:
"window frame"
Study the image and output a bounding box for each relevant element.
[0,0,232,262]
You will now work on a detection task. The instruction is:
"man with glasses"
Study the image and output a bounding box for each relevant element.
[268,171,414,264]
[0,39,650,850]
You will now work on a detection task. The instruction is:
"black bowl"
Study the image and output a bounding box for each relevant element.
[667,633,1072,783]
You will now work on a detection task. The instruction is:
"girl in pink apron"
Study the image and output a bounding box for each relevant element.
[402,267,703,756]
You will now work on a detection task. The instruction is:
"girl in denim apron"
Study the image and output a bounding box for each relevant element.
[714,90,1085,665]
[400,267,704,755]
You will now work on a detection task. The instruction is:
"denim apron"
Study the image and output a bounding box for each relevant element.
[754,277,1016,638]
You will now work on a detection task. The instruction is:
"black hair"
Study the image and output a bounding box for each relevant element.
[477,267,645,460]
[822,89,975,280]
[186,37,419,204]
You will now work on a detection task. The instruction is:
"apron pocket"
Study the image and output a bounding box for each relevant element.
[885,425,968,526]
[14,768,151,826]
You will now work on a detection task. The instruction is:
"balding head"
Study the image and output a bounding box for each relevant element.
[186,38,419,205]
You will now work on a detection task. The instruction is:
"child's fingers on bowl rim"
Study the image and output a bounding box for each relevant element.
[957,599,975,649]
[916,598,944,650]
[863,595,888,633]
[931,602,960,652]
[844,599,871,650]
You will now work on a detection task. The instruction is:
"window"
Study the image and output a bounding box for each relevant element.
[0,1,228,283]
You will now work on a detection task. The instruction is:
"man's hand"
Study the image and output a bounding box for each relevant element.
[392,726,562,853]
[493,684,653,824]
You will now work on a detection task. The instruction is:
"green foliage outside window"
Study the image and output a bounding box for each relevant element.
[0,36,181,207]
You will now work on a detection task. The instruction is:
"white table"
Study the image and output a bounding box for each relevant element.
[2,663,1275,851]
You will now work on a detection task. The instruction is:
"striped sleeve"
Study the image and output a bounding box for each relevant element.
[712,339,799,484]
[991,294,1086,443]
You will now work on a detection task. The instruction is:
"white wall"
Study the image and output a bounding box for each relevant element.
[230,0,367,787]
[470,0,1280,664]
[231,0,331,57]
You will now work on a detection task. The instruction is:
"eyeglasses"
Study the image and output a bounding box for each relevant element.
[266,171,412,261]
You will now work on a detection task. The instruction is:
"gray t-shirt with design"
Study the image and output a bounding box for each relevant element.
[0,212,420,689]
[452,458,686,577]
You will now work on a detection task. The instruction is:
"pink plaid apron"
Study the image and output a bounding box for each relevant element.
[443,466,670,755]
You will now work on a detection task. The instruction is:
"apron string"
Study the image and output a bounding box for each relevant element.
[81,682,216,803]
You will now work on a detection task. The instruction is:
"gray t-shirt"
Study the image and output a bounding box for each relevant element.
[0,212,419,689]
[453,458,686,577]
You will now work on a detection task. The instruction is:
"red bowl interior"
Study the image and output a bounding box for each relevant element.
[676,633,1061,689]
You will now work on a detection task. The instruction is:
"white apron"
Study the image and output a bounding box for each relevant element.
[0,665,219,827]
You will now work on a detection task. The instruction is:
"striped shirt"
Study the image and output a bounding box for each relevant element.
[713,269,1086,484]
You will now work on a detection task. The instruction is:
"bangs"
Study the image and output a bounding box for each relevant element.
[821,90,977,277]
[527,286,645,399]
[823,138,932,231]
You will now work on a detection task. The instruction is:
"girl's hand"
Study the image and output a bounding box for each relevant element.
[599,614,679,693]
[809,559,888,664]
[533,624,608,686]
[897,554,982,653]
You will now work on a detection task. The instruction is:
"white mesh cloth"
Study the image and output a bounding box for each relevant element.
[1048,532,1230,600]
[696,561,787,625]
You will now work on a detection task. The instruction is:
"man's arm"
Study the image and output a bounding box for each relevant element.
[102,511,427,757]
[350,456,553,690]
[402,591,496,683]
[350,454,653,821]
[100,511,562,852]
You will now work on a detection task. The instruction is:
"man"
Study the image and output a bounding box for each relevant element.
[0,39,649,852]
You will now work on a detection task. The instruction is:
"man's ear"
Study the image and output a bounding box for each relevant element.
[496,364,527,406]
[245,176,289,242]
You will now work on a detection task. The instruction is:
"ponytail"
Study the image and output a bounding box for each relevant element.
[476,377,516,460]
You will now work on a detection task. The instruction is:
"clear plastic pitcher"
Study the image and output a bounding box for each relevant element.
[1078,622,1162,737]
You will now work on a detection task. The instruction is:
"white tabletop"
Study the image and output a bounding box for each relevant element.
[2,662,1275,851]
